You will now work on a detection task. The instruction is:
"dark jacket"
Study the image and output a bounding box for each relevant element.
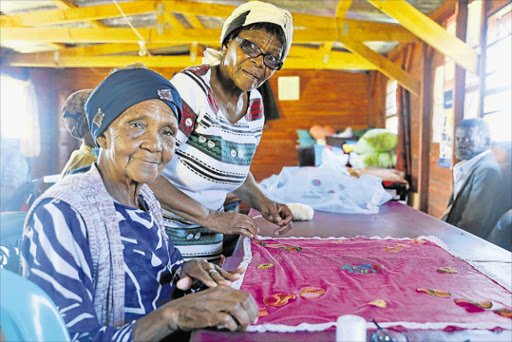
[441,152,504,239]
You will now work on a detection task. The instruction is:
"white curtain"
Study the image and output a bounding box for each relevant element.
[20,80,41,157]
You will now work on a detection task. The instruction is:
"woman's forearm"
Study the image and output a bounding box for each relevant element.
[232,172,270,211]
[132,307,177,342]
[149,176,212,227]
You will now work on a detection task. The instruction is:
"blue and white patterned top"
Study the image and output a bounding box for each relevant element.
[21,198,183,342]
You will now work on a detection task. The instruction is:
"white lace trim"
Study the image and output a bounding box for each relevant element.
[230,237,253,290]
[247,321,512,333]
[232,235,512,332]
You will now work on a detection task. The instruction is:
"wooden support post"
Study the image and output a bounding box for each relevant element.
[452,0,469,166]
[418,43,433,212]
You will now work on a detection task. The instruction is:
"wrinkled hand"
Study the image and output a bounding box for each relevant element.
[259,201,293,236]
[205,210,259,238]
[166,286,258,332]
[177,259,247,290]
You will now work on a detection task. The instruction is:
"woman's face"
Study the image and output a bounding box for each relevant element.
[222,28,283,91]
[97,99,178,185]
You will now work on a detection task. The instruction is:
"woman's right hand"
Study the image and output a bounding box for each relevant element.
[206,210,259,238]
[165,286,258,332]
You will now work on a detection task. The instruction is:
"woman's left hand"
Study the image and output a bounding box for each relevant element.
[259,201,293,236]
[177,259,246,290]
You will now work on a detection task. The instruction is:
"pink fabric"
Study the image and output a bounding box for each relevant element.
[239,237,512,330]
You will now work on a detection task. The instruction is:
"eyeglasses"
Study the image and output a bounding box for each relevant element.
[234,36,283,71]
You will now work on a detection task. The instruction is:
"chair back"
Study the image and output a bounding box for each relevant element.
[487,209,512,251]
[0,269,70,342]
[0,211,27,273]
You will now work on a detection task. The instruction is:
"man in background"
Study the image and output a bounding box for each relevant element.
[441,118,504,239]
[60,89,97,177]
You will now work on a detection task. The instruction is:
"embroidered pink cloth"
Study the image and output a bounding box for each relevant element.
[235,237,512,332]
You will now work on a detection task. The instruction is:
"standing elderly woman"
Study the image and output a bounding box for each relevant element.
[150,1,294,262]
[21,68,257,341]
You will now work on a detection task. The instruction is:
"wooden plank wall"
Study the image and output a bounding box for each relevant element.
[25,67,372,182]
[370,2,458,216]
[255,69,370,181]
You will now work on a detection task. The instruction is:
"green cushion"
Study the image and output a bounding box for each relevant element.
[354,129,398,153]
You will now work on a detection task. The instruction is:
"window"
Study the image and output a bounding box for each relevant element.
[483,3,511,142]
[0,75,40,156]
[464,0,483,118]
[385,79,398,134]
[1,76,29,140]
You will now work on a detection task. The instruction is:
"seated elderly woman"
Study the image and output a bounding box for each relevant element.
[21,68,257,341]
[59,89,97,178]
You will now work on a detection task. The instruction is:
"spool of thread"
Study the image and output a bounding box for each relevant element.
[336,314,367,342]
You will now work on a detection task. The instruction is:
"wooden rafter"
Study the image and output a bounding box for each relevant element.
[336,0,353,19]
[0,25,418,45]
[319,43,334,64]
[161,3,186,30]
[183,14,204,29]
[1,0,417,43]
[2,53,376,71]
[0,28,219,45]
[367,0,479,74]
[15,43,184,58]
[2,55,195,68]
[0,1,154,27]
[50,0,108,28]
[339,37,420,95]
[2,43,374,70]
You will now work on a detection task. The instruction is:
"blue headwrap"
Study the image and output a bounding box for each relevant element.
[85,68,182,144]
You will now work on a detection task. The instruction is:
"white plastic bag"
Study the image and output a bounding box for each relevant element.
[259,165,392,214]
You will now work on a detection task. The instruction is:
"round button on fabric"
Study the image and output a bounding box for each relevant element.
[194,232,201,240]
[185,118,193,127]
[231,149,237,158]
[199,136,206,143]
[186,233,194,240]
[208,141,215,148]
[238,150,244,158]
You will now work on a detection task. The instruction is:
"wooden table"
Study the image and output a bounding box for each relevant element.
[191,202,512,342]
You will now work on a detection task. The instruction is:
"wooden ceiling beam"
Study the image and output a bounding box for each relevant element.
[2,54,196,68]
[1,1,154,27]
[0,28,220,44]
[336,0,353,19]
[335,19,417,42]
[164,0,329,29]
[162,12,185,29]
[183,14,204,29]
[1,2,417,42]
[51,0,74,10]
[161,1,236,19]
[50,0,108,28]
[0,26,418,45]
[283,55,376,70]
[17,43,183,58]
[2,53,376,71]
[339,37,420,95]
[367,0,478,74]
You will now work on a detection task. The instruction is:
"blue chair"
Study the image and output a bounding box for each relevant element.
[487,209,512,251]
[0,269,70,342]
[0,211,27,274]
